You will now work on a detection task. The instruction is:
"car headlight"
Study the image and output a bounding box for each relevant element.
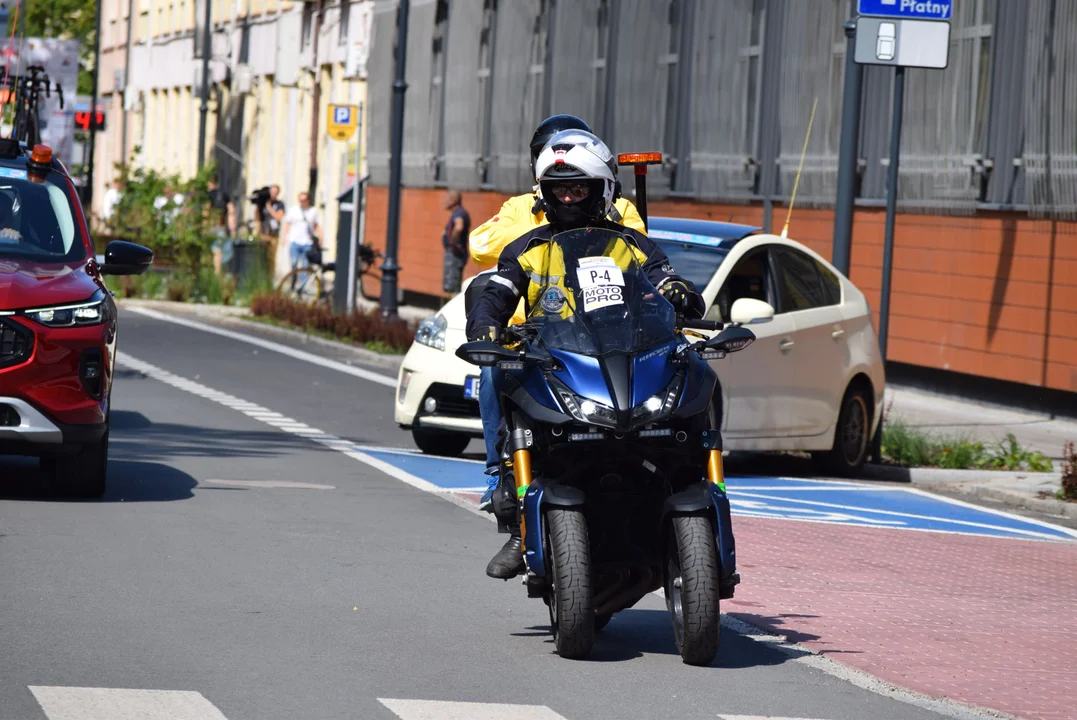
[631,375,684,425]
[415,313,447,351]
[24,289,110,328]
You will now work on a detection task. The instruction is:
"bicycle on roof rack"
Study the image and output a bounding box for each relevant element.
[1,65,64,147]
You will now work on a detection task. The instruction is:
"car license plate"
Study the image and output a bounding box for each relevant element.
[464,376,480,399]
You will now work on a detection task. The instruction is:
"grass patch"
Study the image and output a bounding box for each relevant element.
[249,293,415,354]
[881,418,1052,472]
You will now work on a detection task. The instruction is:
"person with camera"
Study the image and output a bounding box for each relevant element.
[281,191,322,289]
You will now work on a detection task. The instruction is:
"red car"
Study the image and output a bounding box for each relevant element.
[0,141,152,498]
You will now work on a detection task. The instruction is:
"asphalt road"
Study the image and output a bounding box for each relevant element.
[0,309,984,720]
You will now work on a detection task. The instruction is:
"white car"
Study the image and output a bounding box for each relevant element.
[395,216,885,475]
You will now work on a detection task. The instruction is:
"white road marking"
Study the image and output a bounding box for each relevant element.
[379,698,569,720]
[203,479,336,489]
[117,353,446,497]
[903,486,1077,539]
[124,306,398,389]
[29,686,229,720]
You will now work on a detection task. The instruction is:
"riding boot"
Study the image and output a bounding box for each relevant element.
[486,519,525,579]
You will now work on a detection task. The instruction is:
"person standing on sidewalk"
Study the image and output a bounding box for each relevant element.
[281,191,322,289]
[442,191,471,296]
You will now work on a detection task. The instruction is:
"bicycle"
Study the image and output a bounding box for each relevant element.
[276,242,384,307]
[3,66,63,147]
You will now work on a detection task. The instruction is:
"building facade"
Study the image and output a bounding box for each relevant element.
[360,0,1077,395]
[93,0,374,275]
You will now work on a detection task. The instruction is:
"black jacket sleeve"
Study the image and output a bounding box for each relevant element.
[465,234,532,340]
[621,226,707,319]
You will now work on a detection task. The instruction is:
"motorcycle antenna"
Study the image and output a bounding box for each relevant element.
[780,96,818,239]
[617,152,663,231]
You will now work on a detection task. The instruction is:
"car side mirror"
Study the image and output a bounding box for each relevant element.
[730,297,775,325]
[99,240,154,276]
[455,340,520,367]
[704,325,756,354]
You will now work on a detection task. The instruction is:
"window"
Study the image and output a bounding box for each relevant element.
[0,175,84,263]
[774,247,833,312]
[742,0,765,161]
[592,0,612,137]
[301,1,313,50]
[654,241,730,294]
[476,0,498,186]
[339,0,350,46]
[659,0,687,189]
[524,0,552,130]
[429,0,449,182]
[817,260,841,305]
[711,249,774,323]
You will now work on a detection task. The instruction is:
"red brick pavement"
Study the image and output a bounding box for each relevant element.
[454,492,1077,720]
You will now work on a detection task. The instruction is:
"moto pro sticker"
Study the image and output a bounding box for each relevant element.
[0,168,27,180]
[582,285,623,312]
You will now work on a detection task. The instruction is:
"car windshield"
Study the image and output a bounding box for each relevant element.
[653,239,730,291]
[526,227,678,357]
[0,170,84,263]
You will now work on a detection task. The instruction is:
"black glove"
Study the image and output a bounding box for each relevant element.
[469,325,504,344]
[660,280,695,312]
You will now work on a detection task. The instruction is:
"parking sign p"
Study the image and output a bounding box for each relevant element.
[334,106,351,124]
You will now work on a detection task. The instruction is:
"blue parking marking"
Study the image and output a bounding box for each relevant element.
[361,447,1077,542]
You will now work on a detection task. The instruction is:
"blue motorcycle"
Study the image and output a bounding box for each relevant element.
[457,227,757,665]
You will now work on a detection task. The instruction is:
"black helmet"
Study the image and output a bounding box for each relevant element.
[530,114,592,179]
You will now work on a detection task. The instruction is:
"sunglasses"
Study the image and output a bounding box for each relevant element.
[549,182,592,202]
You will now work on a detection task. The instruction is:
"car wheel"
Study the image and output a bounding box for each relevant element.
[412,428,471,457]
[52,426,109,499]
[813,384,871,477]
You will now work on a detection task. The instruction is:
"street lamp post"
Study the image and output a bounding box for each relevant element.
[379,0,410,318]
[196,0,212,169]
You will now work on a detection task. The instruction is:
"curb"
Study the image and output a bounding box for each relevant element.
[864,463,1062,485]
[929,482,1077,521]
[117,299,406,372]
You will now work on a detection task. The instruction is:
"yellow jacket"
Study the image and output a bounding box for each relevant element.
[469,194,647,325]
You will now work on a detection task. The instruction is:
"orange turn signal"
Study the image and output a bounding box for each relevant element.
[617,152,662,166]
[30,144,53,164]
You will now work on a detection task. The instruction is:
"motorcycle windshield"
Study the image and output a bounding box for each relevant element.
[526,227,678,357]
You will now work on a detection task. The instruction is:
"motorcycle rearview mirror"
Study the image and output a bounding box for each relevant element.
[704,325,757,354]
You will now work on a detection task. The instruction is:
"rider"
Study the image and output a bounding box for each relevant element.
[467,114,647,514]
[467,129,705,579]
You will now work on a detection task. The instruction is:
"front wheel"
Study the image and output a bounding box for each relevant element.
[276,267,325,306]
[666,514,720,666]
[411,428,471,457]
[545,507,594,659]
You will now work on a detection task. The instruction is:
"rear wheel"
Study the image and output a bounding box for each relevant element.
[412,428,471,457]
[813,384,872,477]
[666,514,720,666]
[276,267,324,306]
[545,507,594,659]
[50,428,109,499]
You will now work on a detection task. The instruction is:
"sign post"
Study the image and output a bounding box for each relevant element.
[854,0,951,463]
[854,0,952,363]
[327,103,360,312]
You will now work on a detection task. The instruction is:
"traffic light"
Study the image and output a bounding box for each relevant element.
[75,109,106,131]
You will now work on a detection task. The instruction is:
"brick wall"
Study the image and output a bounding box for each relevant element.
[361,185,1077,393]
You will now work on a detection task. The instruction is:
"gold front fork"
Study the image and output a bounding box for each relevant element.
[513,448,533,545]
[706,449,726,492]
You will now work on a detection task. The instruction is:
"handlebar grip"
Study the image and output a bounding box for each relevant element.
[681,319,723,331]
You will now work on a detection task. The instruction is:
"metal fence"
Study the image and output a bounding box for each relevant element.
[365,0,1077,219]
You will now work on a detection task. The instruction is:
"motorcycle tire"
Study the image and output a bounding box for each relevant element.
[665,514,720,666]
[545,507,594,660]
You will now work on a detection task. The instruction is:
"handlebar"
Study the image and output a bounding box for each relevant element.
[680,318,724,332]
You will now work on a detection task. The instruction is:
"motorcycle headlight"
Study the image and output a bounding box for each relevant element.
[25,289,110,328]
[414,313,447,351]
[554,386,618,428]
[631,375,684,425]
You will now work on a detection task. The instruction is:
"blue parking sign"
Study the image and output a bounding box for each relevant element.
[858,0,953,21]
[334,106,352,124]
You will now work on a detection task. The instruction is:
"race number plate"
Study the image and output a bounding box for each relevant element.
[464,375,481,399]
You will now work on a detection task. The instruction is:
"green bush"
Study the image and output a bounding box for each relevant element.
[106,148,221,276]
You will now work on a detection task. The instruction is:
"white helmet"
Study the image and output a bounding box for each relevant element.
[534,129,617,229]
